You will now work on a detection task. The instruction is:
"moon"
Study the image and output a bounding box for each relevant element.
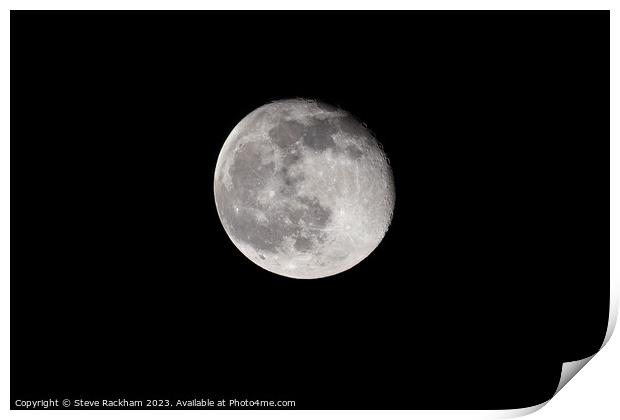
[213,99,395,279]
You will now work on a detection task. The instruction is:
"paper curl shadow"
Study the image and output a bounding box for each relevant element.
[492,281,618,418]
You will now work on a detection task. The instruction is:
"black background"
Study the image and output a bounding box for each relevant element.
[11,11,609,409]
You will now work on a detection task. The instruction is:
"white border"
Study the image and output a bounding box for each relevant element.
[2,2,617,419]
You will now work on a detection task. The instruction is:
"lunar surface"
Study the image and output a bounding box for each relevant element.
[213,99,395,279]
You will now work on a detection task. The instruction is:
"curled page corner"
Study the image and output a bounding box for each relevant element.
[493,356,596,418]
[553,355,595,396]
[490,283,618,419]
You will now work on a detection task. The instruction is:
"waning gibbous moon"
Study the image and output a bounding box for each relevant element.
[213,98,395,279]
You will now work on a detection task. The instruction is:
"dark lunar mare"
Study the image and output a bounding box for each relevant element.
[217,121,334,254]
